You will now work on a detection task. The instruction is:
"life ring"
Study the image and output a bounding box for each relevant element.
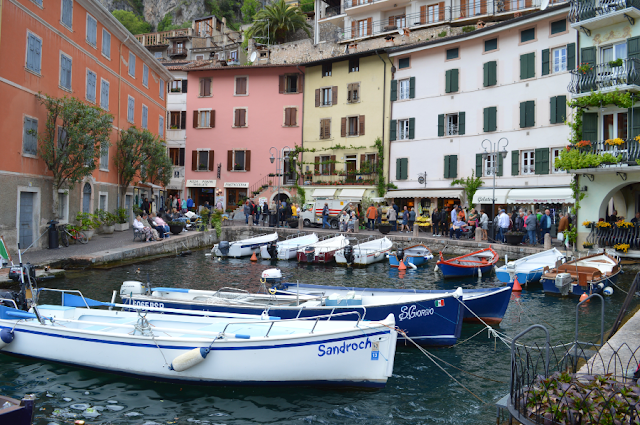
[268,287,277,295]
[260,277,266,283]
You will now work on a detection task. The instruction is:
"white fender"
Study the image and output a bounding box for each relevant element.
[408,262,417,270]
[170,347,210,372]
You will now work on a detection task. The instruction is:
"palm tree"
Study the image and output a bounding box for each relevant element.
[246,0,312,44]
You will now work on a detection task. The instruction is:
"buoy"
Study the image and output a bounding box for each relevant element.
[250,252,257,262]
[477,267,483,278]
[512,276,522,292]
[603,287,614,296]
[579,292,588,302]
[398,260,406,271]
[408,262,417,270]
[170,347,210,372]
[0,328,14,350]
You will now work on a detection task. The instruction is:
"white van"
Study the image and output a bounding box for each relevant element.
[300,200,359,229]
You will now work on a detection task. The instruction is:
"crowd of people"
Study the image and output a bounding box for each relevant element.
[241,198,300,227]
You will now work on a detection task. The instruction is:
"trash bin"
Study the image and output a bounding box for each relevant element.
[269,213,277,227]
[48,220,59,249]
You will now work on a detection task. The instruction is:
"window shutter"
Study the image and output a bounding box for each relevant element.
[438,114,444,137]
[182,79,187,93]
[528,53,535,79]
[227,150,233,171]
[284,108,291,126]
[556,95,566,123]
[359,115,365,135]
[279,75,285,93]
[360,154,365,169]
[298,74,303,93]
[542,49,550,76]
[315,89,320,107]
[211,110,215,128]
[409,77,415,98]
[332,86,338,105]
[497,153,503,176]
[526,101,535,127]
[582,112,598,143]
[489,107,496,131]
[451,69,458,92]
[390,119,397,141]
[483,62,489,87]
[291,108,297,126]
[396,158,402,180]
[320,119,325,139]
[341,117,346,137]
[208,150,214,171]
[628,37,640,85]
[245,150,251,171]
[629,107,640,140]
[391,79,397,101]
[409,117,415,139]
[458,111,465,135]
[181,111,186,129]
[567,42,576,69]
[476,154,483,177]
[315,156,320,172]
[191,150,197,171]
[450,155,457,178]
[519,102,526,128]
[400,158,408,180]
[512,151,519,175]
[438,1,444,20]
[205,78,211,96]
[520,54,526,80]
[550,96,557,124]
[329,155,335,174]
[535,148,549,174]
[483,107,490,132]
[444,155,450,178]
[366,17,372,35]
[489,61,496,86]
[234,109,239,126]
[347,83,352,102]
[193,110,199,128]
[240,109,246,127]
[445,70,451,93]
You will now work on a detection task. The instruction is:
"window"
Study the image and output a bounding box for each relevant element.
[484,153,497,177]
[319,155,331,175]
[99,193,107,210]
[389,14,406,28]
[86,14,97,46]
[349,57,359,72]
[26,32,42,74]
[159,79,164,100]
[321,87,333,106]
[230,150,249,171]
[320,118,331,139]
[159,116,164,138]
[550,95,566,124]
[200,78,212,96]
[197,150,209,171]
[521,28,535,43]
[60,53,72,90]
[100,79,109,110]
[446,114,458,135]
[362,153,377,172]
[446,48,459,60]
[348,116,359,136]
[32,0,42,6]
[347,83,360,103]
[154,51,163,59]
[127,96,134,123]
[142,64,149,88]
[445,69,458,93]
[342,115,365,137]
[322,63,332,77]
[58,190,69,223]
[398,57,410,69]
[550,19,566,34]
[521,150,535,174]
[424,4,440,23]
[399,79,410,100]
[284,107,297,126]
[520,52,535,79]
[170,111,186,129]
[142,105,148,129]
[602,42,627,69]
[552,46,567,73]
[485,38,497,52]
[23,116,38,156]
[483,106,497,132]
[551,148,564,173]
[519,100,535,128]
[483,61,497,87]
[234,108,247,127]
[437,112,465,136]
[61,0,73,29]
[86,70,97,103]
[443,155,457,178]
[235,76,247,95]
[196,110,212,128]
[398,119,412,140]
[170,80,183,93]
[280,74,299,93]
[396,158,408,180]
[128,52,136,77]
[102,29,111,59]
[603,111,628,142]
[169,148,185,166]
[100,143,109,170]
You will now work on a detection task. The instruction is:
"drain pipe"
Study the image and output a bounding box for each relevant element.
[376,50,390,196]
[117,34,130,209]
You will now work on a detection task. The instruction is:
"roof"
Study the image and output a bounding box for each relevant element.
[185,62,305,71]
[301,48,387,67]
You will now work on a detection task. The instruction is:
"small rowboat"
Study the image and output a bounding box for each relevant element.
[335,237,393,266]
[436,247,498,278]
[297,235,349,263]
[260,233,319,260]
[212,232,278,258]
[495,248,565,284]
[388,244,434,268]
[540,252,621,297]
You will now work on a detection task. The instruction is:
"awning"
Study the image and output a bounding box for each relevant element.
[338,188,366,199]
[472,188,511,204]
[506,187,574,204]
[384,189,463,199]
[312,188,337,198]
[139,182,164,190]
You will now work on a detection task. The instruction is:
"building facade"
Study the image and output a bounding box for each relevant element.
[387,5,575,224]
[0,0,172,252]
[164,66,188,200]
[184,64,304,212]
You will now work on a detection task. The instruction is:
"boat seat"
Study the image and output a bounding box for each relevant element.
[557,264,600,274]
[77,315,134,332]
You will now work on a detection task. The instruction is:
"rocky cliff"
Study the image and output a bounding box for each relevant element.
[100,0,207,30]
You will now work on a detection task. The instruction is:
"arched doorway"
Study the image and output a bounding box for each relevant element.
[82,183,92,213]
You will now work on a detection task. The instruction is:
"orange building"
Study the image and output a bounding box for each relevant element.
[0,0,172,252]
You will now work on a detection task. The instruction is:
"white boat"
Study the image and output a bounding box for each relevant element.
[212,232,278,258]
[335,237,393,266]
[297,235,349,263]
[0,293,398,388]
[260,233,319,260]
[495,248,566,284]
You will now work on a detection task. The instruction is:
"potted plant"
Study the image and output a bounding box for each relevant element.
[75,212,100,240]
[115,208,129,231]
[583,241,594,249]
[613,243,629,253]
[378,221,392,235]
[578,62,594,74]
[504,230,525,246]
[168,220,186,235]
[608,58,623,67]
[95,209,117,234]
[582,220,594,229]
[287,217,299,228]
[199,209,211,231]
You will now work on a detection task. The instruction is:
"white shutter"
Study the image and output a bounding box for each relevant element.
[101,80,109,110]
[159,116,164,137]
[102,30,111,58]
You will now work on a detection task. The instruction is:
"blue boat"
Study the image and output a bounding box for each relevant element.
[495,248,565,284]
[436,247,499,278]
[540,252,621,296]
[388,244,434,267]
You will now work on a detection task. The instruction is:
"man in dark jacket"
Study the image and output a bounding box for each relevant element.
[440,208,449,236]
[322,203,330,228]
[431,208,441,236]
[142,198,150,215]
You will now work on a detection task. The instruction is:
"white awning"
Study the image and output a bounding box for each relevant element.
[140,182,164,190]
[338,188,366,199]
[384,189,463,199]
[506,187,574,204]
[312,188,337,198]
[472,188,511,204]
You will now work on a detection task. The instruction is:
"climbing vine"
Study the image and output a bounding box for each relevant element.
[566,90,634,144]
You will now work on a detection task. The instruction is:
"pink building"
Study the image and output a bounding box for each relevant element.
[185,64,304,211]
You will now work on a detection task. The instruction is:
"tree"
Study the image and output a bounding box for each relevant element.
[241,0,261,23]
[246,0,311,44]
[300,0,314,13]
[157,14,192,32]
[140,138,173,202]
[36,94,113,219]
[112,10,152,35]
[450,171,483,208]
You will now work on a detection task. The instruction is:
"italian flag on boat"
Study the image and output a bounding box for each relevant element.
[435,299,445,307]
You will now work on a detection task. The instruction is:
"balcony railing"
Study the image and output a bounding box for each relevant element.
[568,0,640,23]
[578,139,640,164]
[568,58,640,94]
[303,172,378,186]
[344,0,387,10]
[172,166,185,179]
[168,48,188,56]
[134,29,193,47]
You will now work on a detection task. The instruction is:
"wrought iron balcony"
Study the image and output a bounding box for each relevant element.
[576,139,640,164]
[568,0,640,23]
[305,172,378,186]
[568,58,640,94]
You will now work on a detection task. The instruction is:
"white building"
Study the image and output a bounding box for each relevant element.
[165,67,188,199]
[386,5,576,223]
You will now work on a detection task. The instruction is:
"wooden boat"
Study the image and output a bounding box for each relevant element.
[495,248,566,284]
[260,233,319,260]
[436,247,499,278]
[211,232,278,258]
[296,235,349,263]
[388,244,434,267]
[0,394,35,425]
[335,237,393,266]
[540,252,621,297]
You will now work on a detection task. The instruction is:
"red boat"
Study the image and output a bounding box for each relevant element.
[436,247,499,278]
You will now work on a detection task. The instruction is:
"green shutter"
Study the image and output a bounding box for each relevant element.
[629,108,640,163]
[511,151,519,176]
[476,154,483,177]
[497,153,503,177]
[450,155,457,178]
[390,119,397,141]
[445,70,451,93]
[556,95,566,123]
[542,49,550,76]
[391,79,397,101]
[550,96,557,124]
[409,117,415,139]
[444,155,450,178]
[582,112,598,144]
[489,107,496,131]
[488,61,496,86]
[535,148,549,175]
[396,158,402,180]
[483,62,489,87]
[520,101,526,128]
[567,43,575,69]
[458,111,465,135]
[580,47,596,92]
[520,53,535,80]
[525,101,535,127]
[409,77,416,99]
[400,158,408,180]
[451,69,458,92]
[483,107,489,132]
[438,114,444,137]
[628,37,640,85]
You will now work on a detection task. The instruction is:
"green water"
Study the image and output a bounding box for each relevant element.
[1,253,637,424]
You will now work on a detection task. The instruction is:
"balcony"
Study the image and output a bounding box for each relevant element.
[303,172,378,186]
[568,58,640,95]
[340,10,447,41]
[572,139,640,167]
[134,29,193,47]
[319,4,345,20]
[167,48,188,57]
[569,0,640,28]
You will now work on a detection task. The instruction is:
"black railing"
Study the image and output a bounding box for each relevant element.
[587,221,640,248]
[569,0,640,23]
[578,138,640,163]
[568,58,640,94]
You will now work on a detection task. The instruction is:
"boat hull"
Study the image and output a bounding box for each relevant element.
[541,271,620,297]
[296,249,339,264]
[388,254,432,268]
[213,234,278,258]
[335,249,392,266]
[496,269,544,284]
[437,263,495,278]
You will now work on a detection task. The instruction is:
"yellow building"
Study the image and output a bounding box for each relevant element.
[301,50,392,205]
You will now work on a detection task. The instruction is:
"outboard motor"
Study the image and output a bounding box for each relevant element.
[261,269,283,289]
[120,281,148,297]
[304,246,315,262]
[397,248,405,262]
[266,241,278,260]
[343,245,354,265]
[9,263,35,283]
[218,241,230,256]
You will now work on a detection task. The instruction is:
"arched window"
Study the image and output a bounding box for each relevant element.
[82,183,92,213]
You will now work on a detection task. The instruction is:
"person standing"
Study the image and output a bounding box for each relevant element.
[557,212,570,248]
[322,203,330,229]
[187,196,194,211]
[291,203,298,218]
[269,201,277,227]
[181,198,187,213]
[387,205,397,232]
[262,200,270,226]
[450,205,458,225]
[142,198,150,215]
[400,206,409,233]
[366,204,378,230]
[216,198,224,212]
[440,208,449,236]
[539,209,552,243]
[431,208,441,236]
[408,207,416,231]
[498,209,510,243]
[376,203,382,226]
[479,209,489,240]
[525,210,538,245]
[339,210,349,232]
[243,200,251,224]
[165,195,173,212]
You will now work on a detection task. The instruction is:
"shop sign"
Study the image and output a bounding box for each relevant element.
[224,182,249,188]
[477,196,497,202]
[186,179,216,188]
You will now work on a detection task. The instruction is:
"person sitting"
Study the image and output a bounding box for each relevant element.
[449,218,467,239]
[151,212,170,238]
[141,214,160,240]
[632,212,640,225]
[133,215,154,242]
[346,212,356,233]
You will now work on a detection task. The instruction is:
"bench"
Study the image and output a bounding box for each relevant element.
[133,227,145,242]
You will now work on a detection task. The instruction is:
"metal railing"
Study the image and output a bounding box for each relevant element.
[588,221,640,249]
[306,172,378,185]
[568,58,640,94]
[134,29,193,47]
[578,138,640,163]
[167,48,188,56]
[569,0,640,23]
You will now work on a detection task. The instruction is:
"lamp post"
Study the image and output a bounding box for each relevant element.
[270,146,291,229]
[480,137,509,242]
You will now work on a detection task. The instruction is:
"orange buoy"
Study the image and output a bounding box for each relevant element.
[512,276,522,292]
[398,260,407,271]
[579,292,588,302]
[250,252,257,262]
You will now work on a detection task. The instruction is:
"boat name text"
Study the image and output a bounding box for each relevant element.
[133,300,165,308]
[399,304,434,321]
[318,338,372,357]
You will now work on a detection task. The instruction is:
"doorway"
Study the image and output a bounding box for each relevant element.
[82,183,92,213]
[226,188,248,211]
[346,155,357,182]
[19,192,34,248]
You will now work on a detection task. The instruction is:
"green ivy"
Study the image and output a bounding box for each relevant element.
[374,137,386,197]
[567,89,634,144]
[554,148,621,171]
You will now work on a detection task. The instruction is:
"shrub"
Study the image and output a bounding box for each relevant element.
[462,26,475,33]
[437,30,447,37]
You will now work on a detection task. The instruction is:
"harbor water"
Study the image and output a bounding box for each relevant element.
[1,252,637,424]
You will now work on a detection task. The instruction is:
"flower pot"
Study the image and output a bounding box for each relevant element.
[84,229,95,240]
[102,225,115,234]
[115,222,129,232]
[287,219,299,228]
[170,225,184,235]
[378,224,392,235]
[505,233,524,246]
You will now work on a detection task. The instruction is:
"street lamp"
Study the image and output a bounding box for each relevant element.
[480,137,508,242]
[269,146,291,228]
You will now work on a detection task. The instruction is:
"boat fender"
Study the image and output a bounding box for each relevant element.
[603,287,614,296]
[434,264,439,272]
[597,283,605,289]
[0,328,14,349]
[170,347,210,372]
[408,262,417,270]
[453,287,463,299]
